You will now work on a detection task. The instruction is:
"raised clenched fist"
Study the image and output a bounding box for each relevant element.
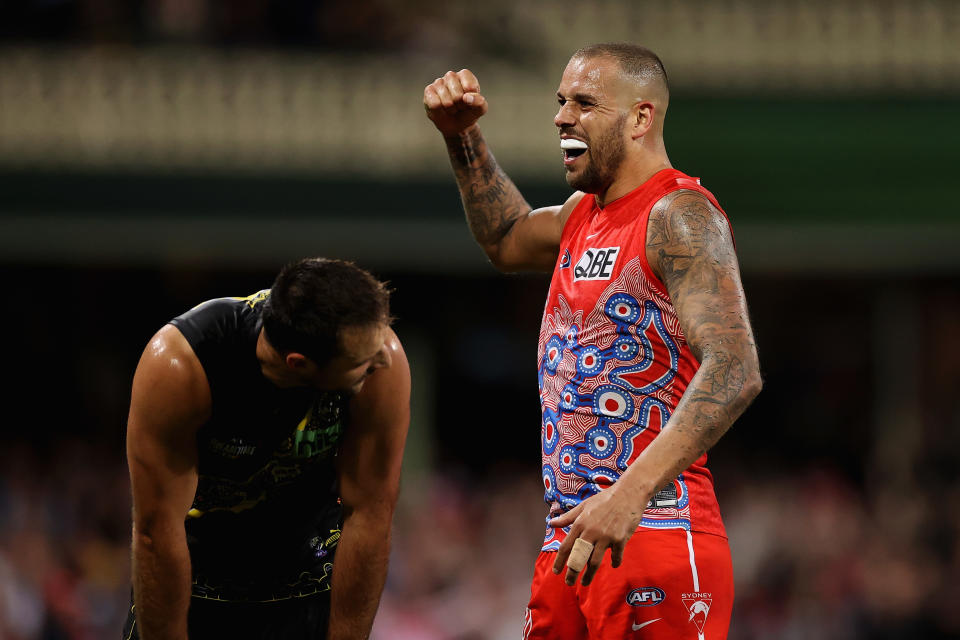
[423,69,488,137]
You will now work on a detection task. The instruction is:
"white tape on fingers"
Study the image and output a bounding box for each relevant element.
[566,538,594,572]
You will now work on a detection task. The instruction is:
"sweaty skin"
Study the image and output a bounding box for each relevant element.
[128,326,206,640]
[328,334,410,640]
[127,324,410,639]
[425,56,761,588]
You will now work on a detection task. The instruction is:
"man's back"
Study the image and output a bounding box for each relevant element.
[126,257,411,640]
[170,292,347,601]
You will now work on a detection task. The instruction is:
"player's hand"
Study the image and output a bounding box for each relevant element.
[549,485,646,587]
[423,69,488,137]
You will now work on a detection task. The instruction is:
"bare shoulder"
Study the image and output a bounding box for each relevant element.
[645,189,735,289]
[351,327,411,414]
[136,325,208,390]
[382,327,410,382]
[127,325,203,516]
[647,189,729,248]
[383,327,407,362]
[129,324,211,434]
[141,324,199,365]
[558,190,588,218]
[529,189,586,228]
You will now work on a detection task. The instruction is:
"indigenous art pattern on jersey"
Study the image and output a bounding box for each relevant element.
[536,169,731,552]
[539,257,694,550]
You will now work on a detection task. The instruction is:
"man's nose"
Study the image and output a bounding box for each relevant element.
[554,103,575,129]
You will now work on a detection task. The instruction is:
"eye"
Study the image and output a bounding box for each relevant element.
[558,97,593,109]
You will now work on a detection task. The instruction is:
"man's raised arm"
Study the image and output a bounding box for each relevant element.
[424,69,580,272]
[127,325,209,639]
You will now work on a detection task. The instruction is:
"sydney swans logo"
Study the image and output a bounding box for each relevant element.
[682,592,713,639]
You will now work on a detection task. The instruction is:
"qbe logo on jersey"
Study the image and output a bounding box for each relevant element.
[573,246,620,282]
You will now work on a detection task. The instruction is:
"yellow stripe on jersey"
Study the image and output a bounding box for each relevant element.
[232,289,270,309]
[188,289,270,311]
[296,403,313,433]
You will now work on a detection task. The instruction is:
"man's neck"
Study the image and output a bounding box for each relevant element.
[255,329,300,388]
[596,155,672,208]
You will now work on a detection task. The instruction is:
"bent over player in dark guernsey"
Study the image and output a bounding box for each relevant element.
[425,45,761,639]
[124,258,410,640]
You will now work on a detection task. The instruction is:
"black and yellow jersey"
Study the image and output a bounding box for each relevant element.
[168,291,347,602]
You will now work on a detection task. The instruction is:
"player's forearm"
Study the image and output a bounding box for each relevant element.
[131,522,192,640]
[444,124,532,256]
[327,506,393,640]
[618,349,762,502]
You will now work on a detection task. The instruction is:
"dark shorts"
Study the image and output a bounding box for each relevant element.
[122,592,331,640]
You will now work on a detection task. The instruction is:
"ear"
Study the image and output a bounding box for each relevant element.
[284,352,311,371]
[631,101,655,140]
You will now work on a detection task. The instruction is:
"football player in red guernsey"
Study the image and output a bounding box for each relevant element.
[425,44,761,640]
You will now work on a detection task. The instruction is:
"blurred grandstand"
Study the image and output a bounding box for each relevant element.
[1,1,958,638]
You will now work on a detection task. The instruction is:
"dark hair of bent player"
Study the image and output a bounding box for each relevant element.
[261,257,391,366]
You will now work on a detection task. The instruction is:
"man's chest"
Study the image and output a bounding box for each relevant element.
[552,214,646,305]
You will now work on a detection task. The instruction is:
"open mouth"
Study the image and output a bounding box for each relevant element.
[561,138,588,162]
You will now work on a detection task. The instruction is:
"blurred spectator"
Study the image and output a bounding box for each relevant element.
[0,442,131,640]
[0,0,545,63]
[0,266,954,639]
[2,436,959,638]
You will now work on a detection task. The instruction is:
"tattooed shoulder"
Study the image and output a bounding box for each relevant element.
[646,190,734,293]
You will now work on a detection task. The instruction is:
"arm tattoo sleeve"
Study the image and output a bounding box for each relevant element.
[445,127,532,248]
[646,192,760,456]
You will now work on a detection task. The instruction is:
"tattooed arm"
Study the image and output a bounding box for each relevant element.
[550,190,761,587]
[644,190,761,465]
[443,125,580,271]
[424,69,581,272]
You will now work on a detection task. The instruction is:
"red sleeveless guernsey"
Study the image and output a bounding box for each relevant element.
[538,168,729,551]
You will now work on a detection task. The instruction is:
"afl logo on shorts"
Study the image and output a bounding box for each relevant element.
[627,586,665,606]
[573,247,620,281]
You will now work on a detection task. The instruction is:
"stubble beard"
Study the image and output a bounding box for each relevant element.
[565,113,628,195]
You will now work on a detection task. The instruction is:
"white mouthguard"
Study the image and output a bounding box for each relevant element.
[560,139,588,150]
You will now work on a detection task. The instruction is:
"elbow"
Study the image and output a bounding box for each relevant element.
[132,525,153,549]
[744,373,763,404]
[342,500,397,534]
[741,361,763,405]
[132,525,165,557]
[484,246,515,274]
[487,254,531,275]
[341,485,401,529]
[482,238,526,273]
[132,510,186,548]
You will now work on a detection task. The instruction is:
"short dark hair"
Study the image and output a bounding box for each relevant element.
[261,257,391,365]
[573,43,669,97]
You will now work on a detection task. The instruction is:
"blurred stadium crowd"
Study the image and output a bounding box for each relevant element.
[0,0,531,60]
[2,445,959,639]
[0,273,957,640]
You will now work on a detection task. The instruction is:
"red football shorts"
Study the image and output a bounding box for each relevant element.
[523,528,733,640]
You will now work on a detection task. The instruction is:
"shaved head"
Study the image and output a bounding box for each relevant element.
[572,43,669,108]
